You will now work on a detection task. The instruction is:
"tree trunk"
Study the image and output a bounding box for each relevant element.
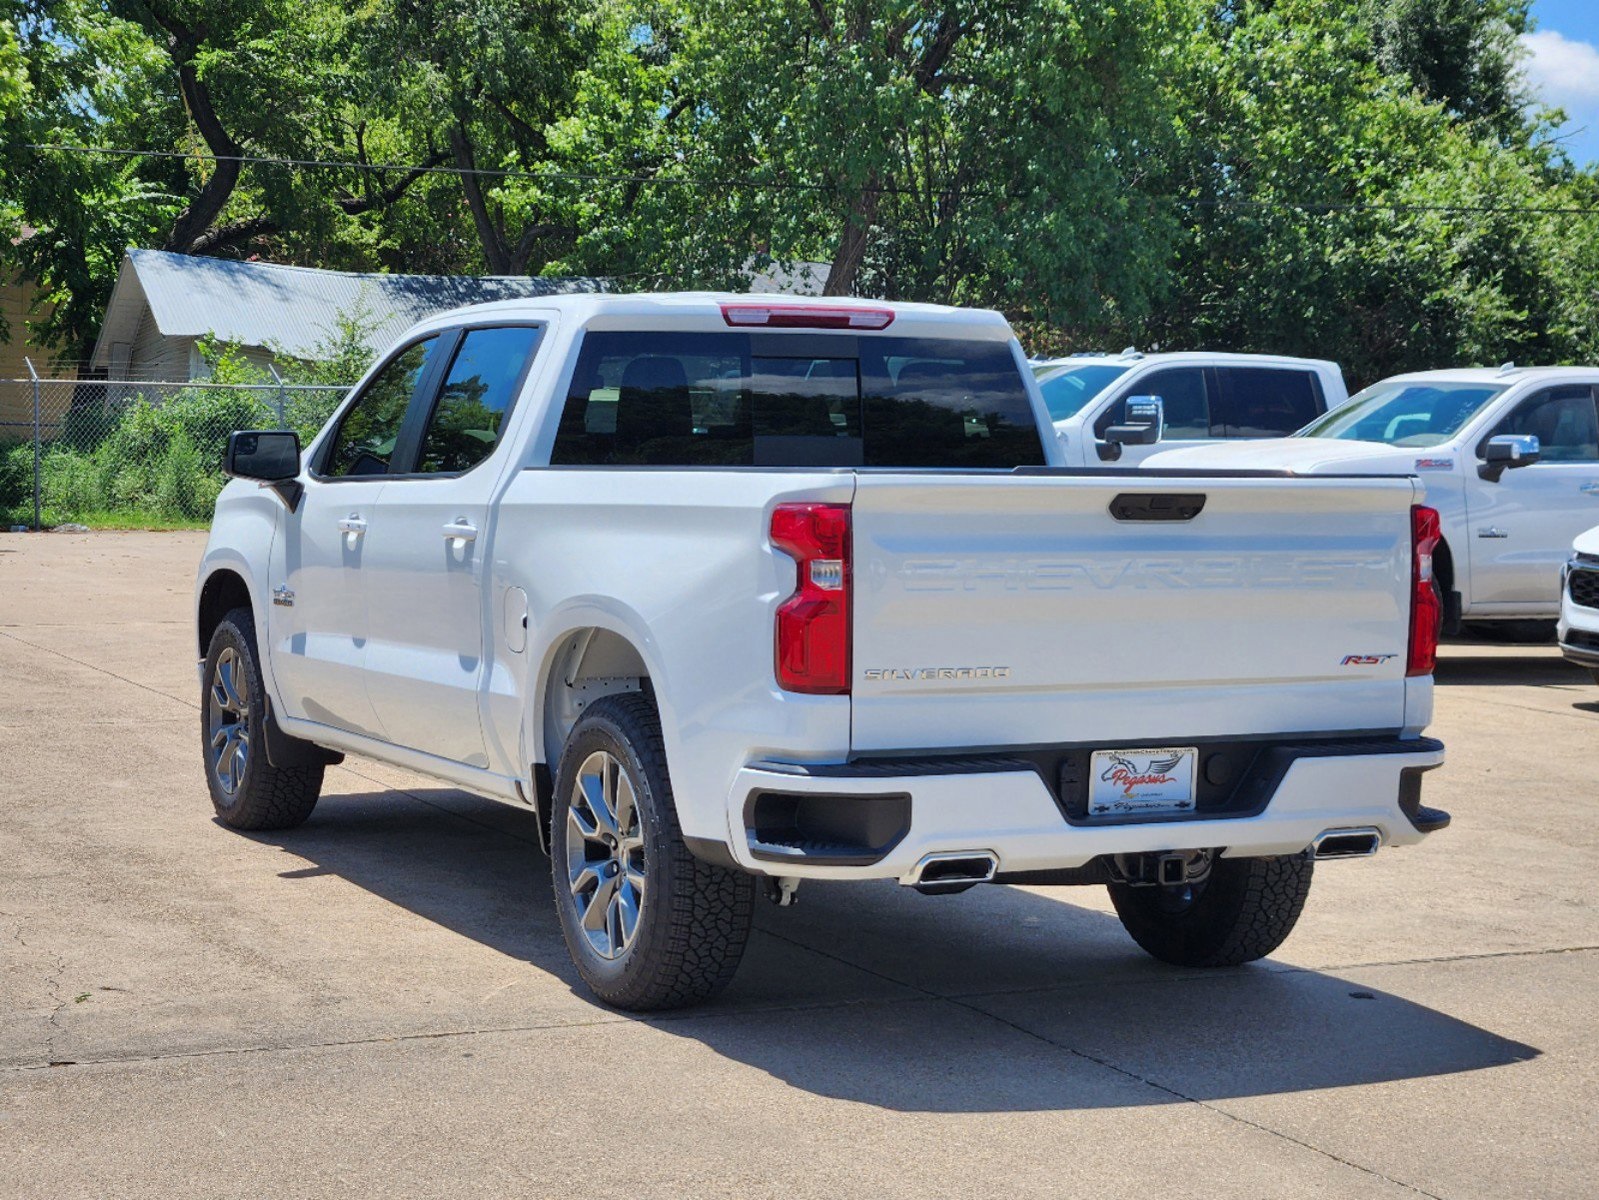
[162,59,244,254]
[450,124,513,274]
[823,185,879,296]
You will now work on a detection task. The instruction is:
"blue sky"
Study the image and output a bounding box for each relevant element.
[1525,0,1599,164]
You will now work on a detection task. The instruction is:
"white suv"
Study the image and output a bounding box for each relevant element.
[1560,525,1599,681]
[1033,350,1346,466]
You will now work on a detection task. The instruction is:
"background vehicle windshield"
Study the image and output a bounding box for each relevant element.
[1297,381,1507,447]
[1032,363,1130,421]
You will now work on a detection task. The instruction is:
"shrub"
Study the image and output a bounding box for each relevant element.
[154,429,222,519]
[0,442,32,511]
[40,446,104,517]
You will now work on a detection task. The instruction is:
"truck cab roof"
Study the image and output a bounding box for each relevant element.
[394,290,1016,345]
[1033,350,1341,372]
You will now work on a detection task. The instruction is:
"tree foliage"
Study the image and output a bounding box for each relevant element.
[0,0,1596,384]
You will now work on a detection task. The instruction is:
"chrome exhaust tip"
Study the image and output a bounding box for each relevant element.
[906,851,999,895]
[1311,827,1383,860]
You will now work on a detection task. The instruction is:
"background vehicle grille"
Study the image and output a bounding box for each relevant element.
[1568,568,1599,611]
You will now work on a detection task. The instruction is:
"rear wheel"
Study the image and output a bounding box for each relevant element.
[1108,852,1313,967]
[550,693,754,1010]
[201,607,323,830]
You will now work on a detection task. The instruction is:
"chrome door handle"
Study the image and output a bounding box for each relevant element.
[1580,483,1599,496]
[337,516,367,535]
[442,519,478,543]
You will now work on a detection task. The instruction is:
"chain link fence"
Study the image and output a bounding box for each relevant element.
[1,370,350,529]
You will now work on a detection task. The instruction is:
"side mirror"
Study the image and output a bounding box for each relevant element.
[1098,396,1165,460]
[1478,433,1541,482]
[225,430,303,509]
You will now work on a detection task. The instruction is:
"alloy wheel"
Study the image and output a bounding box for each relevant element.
[565,749,647,960]
[207,647,250,796]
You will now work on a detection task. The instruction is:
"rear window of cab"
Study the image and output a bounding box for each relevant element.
[550,331,1046,469]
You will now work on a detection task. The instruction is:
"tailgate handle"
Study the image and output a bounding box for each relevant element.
[1109,493,1206,522]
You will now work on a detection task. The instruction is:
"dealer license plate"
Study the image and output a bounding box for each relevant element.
[1088,747,1198,819]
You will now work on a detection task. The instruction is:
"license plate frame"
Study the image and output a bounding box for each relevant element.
[1088,747,1199,820]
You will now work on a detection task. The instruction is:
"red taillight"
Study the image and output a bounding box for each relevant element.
[1408,505,1442,677]
[770,503,851,694]
[721,302,894,331]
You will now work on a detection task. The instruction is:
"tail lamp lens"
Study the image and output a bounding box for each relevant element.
[770,503,851,694]
[1408,505,1441,677]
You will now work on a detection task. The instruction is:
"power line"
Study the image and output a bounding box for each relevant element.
[22,142,1599,216]
[23,142,905,194]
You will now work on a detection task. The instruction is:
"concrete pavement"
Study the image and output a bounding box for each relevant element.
[1,531,1594,1198]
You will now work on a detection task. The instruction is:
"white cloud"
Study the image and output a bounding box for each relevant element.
[1520,29,1599,105]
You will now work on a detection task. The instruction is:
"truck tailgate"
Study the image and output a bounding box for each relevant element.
[849,473,1420,752]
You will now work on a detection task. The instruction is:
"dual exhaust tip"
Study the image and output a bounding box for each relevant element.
[1311,827,1383,860]
[906,851,999,895]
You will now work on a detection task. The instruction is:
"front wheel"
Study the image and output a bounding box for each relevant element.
[1108,852,1313,967]
[201,607,323,830]
[550,693,754,1011]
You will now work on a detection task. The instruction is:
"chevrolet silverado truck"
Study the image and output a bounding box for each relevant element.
[195,293,1448,1011]
[1033,350,1346,467]
[1148,366,1599,638]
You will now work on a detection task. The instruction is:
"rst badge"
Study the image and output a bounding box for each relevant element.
[1340,653,1398,666]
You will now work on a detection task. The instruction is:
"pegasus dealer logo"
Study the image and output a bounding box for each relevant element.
[1101,752,1182,799]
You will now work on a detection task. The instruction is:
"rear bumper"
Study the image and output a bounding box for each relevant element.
[721,737,1446,881]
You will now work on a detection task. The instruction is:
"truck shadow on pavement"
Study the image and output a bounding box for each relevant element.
[246,785,1540,1113]
[1433,654,1586,687]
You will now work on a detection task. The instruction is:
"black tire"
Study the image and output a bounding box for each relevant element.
[550,693,754,1011]
[1589,668,1599,687]
[1108,853,1313,968]
[201,607,323,831]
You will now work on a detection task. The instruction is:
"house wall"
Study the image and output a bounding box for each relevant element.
[128,308,195,381]
[1,275,53,440]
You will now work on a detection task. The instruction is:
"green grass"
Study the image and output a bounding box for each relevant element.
[46,509,213,531]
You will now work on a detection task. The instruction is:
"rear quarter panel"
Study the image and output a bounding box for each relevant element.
[492,468,856,843]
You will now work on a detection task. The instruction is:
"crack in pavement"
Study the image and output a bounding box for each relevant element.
[0,629,196,713]
[9,937,1587,1076]
[3,909,70,1068]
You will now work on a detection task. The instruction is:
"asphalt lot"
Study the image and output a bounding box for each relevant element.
[1,531,1596,1199]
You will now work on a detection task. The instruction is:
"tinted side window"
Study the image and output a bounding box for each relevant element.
[550,332,1044,469]
[416,326,542,474]
[1484,386,1599,463]
[861,340,1043,468]
[1212,368,1322,437]
[1096,368,1209,439]
[323,338,438,478]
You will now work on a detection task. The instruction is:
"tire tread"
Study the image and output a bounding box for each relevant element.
[203,607,322,832]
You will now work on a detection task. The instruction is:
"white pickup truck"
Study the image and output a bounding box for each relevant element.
[195,293,1447,1011]
[1148,366,1599,635]
[1033,350,1347,466]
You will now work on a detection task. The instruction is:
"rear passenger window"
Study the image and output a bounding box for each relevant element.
[322,337,439,478]
[549,332,1043,468]
[415,326,541,474]
[1212,368,1322,437]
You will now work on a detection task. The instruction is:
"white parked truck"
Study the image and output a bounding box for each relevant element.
[1033,350,1347,466]
[1148,366,1599,635]
[195,293,1447,1010]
